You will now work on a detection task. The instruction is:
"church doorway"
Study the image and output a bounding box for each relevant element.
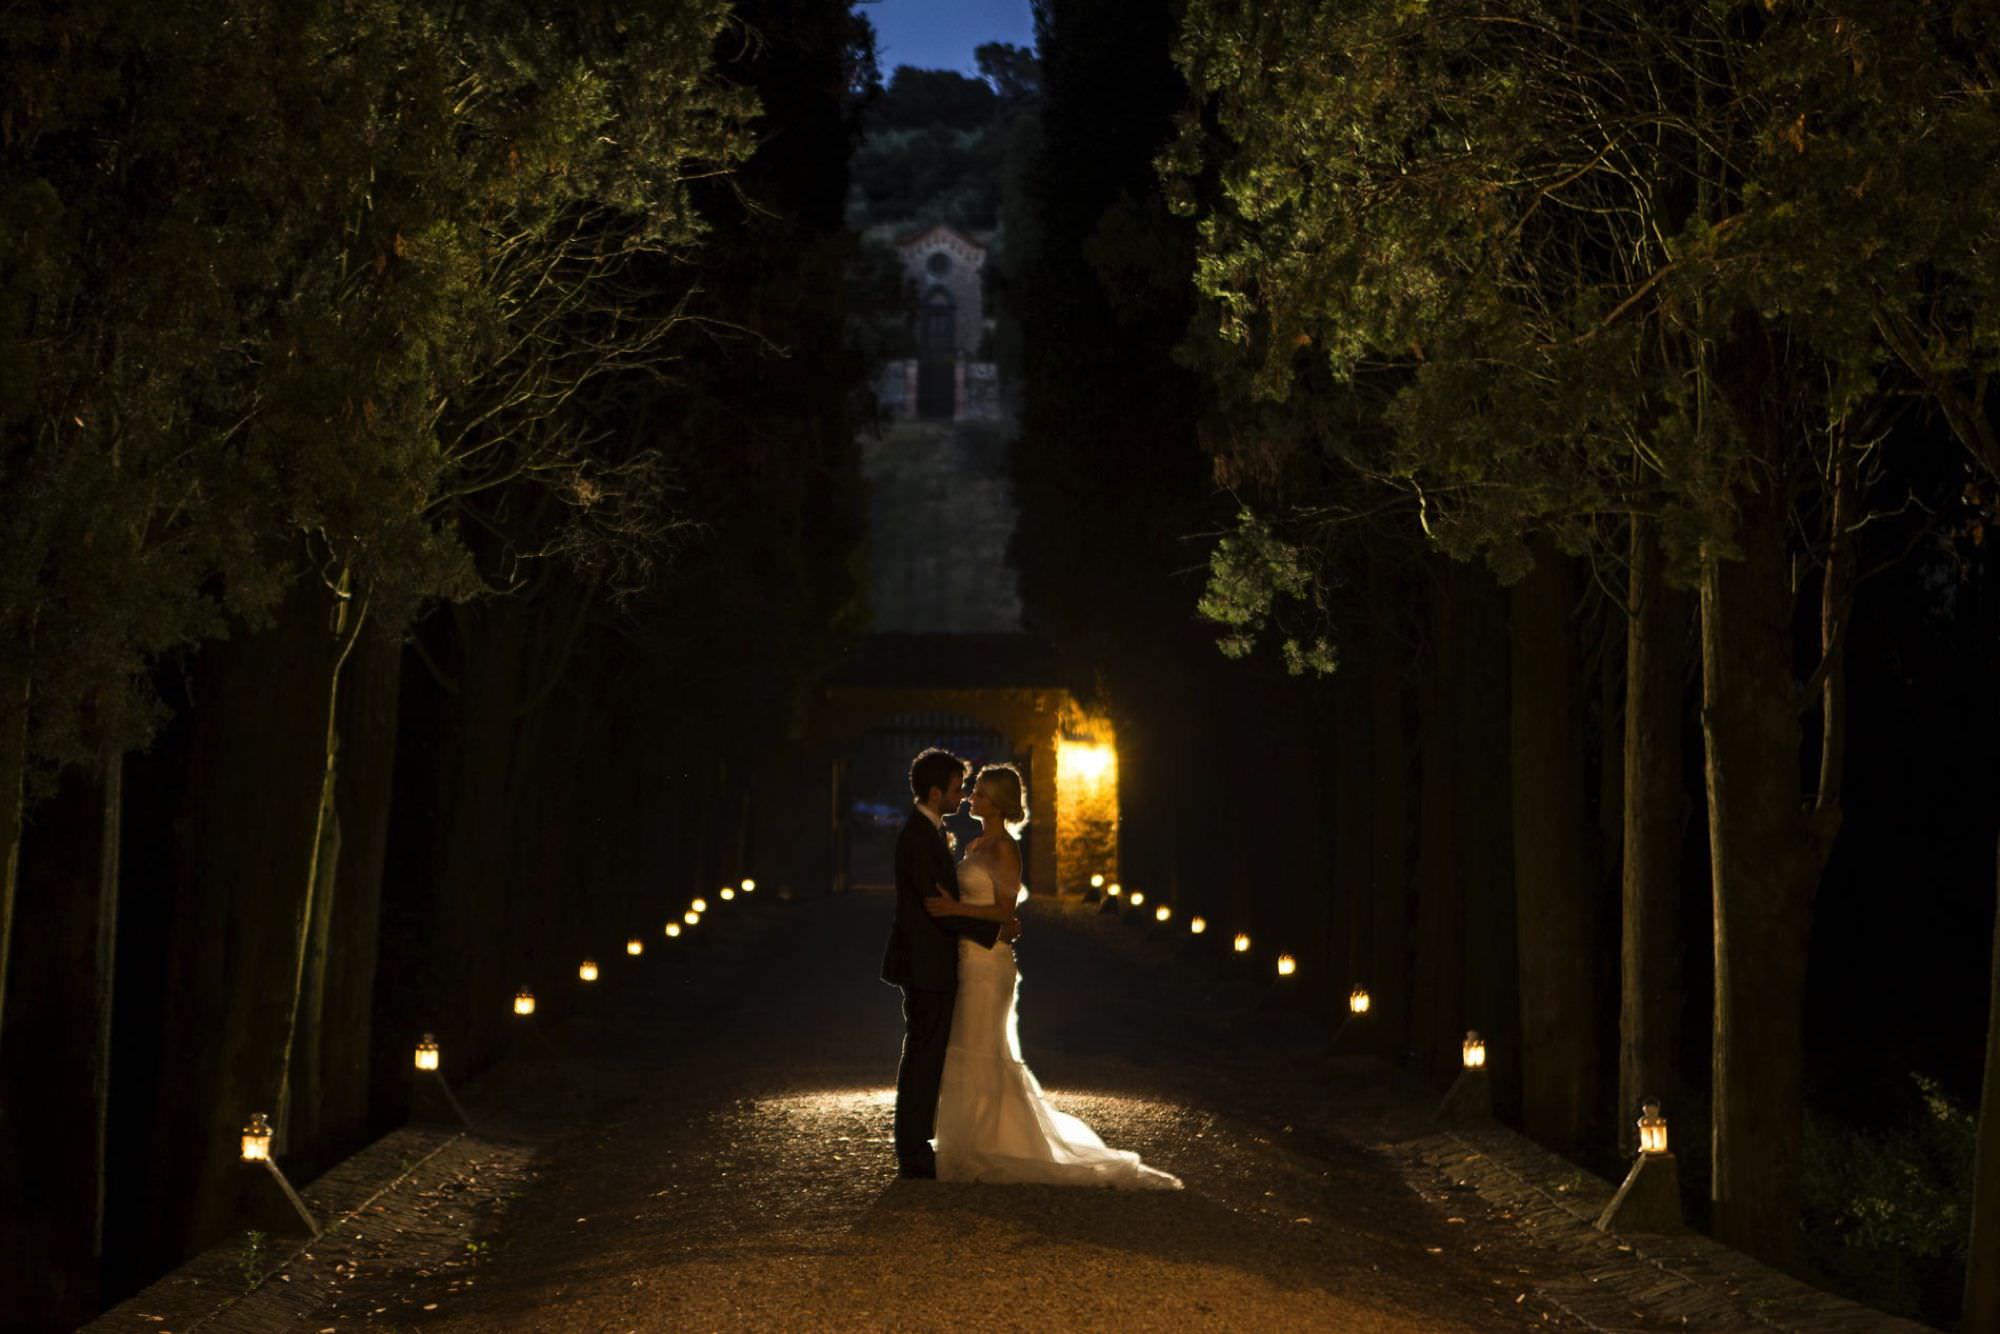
[916,285,958,419]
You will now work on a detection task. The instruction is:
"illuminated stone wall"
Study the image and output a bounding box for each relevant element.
[1053,705,1118,895]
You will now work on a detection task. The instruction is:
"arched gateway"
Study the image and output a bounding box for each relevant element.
[801,634,1115,901]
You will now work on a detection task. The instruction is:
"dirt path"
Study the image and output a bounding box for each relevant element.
[313,892,1589,1332]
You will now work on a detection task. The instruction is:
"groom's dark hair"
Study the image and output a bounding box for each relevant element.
[909,748,969,803]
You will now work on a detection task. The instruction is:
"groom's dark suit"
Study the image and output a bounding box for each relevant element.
[882,805,1002,1176]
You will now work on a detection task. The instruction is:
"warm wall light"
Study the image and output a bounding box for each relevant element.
[1349,986,1372,1015]
[1462,1030,1487,1070]
[684,911,700,926]
[1058,738,1115,786]
[414,1034,440,1072]
[691,898,708,914]
[579,958,599,981]
[741,878,756,893]
[1276,953,1297,977]
[665,922,682,938]
[1154,904,1171,923]
[626,937,643,956]
[1190,916,1207,934]
[1090,874,1105,889]
[514,987,536,1016]
[1234,932,1251,953]
[241,1112,273,1162]
[1638,1100,1668,1156]
[1128,890,1146,907]
[721,887,736,901]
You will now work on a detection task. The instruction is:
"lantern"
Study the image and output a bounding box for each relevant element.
[1462,1030,1487,1070]
[579,959,599,982]
[1154,904,1171,923]
[1190,916,1207,935]
[414,1033,440,1071]
[684,910,700,926]
[721,887,736,902]
[1128,890,1146,907]
[241,1112,273,1162]
[1276,953,1297,977]
[1638,1100,1668,1155]
[1233,932,1251,954]
[741,878,757,893]
[1107,883,1123,898]
[1348,986,1372,1015]
[692,898,709,914]
[665,922,682,938]
[514,987,536,1016]
[626,937,643,956]
[1090,874,1105,889]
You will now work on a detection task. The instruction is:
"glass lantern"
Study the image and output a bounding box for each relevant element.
[514,987,536,1016]
[720,887,736,901]
[1090,874,1105,890]
[1189,916,1207,935]
[691,898,708,914]
[740,878,756,893]
[626,938,643,956]
[1276,953,1297,977]
[1154,904,1171,923]
[414,1034,440,1071]
[579,958,599,981]
[1107,882,1123,898]
[1233,932,1252,954]
[1462,1029,1487,1070]
[665,922,682,938]
[1638,1100,1668,1155]
[241,1112,273,1162]
[1348,986,1372,1015]
[1128,890,1146,907]
[684,911,700,926]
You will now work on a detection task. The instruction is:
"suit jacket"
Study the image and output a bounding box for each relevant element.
[881,806,1003,991]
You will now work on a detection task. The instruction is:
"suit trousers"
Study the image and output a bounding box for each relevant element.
[894,985,956,1172]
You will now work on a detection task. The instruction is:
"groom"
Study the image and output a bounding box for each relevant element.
[881,747,1005,1178]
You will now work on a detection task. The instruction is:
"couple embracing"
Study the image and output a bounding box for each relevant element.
[880,747,1180,1189]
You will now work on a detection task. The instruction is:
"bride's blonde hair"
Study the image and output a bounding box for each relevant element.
[974,763,1029,836]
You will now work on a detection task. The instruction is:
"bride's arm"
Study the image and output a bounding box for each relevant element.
[923,840,1023,924]
[923,887,1011,923]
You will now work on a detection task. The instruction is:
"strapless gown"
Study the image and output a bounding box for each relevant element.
[932,855,1182,1189]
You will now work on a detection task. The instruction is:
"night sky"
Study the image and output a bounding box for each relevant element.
[867,0,1036,75]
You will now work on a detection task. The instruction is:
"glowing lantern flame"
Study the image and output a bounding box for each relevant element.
[579,959,599,981]
[1090,874,1105,889]
[626,938,643,956]
[1107,883,1123,897]
[414,1034,440,1071]
[1154,904,1171,923]
[1233,932,1251,954]
[1190,916,1207,935]
[514,988,536,1016]
[1276,953,1297,977]
[665,922,682,938]
[1638,1100,1668,1156]
[684,910,700,926]
[1349,986,1371,1015]
[741,878,756,893]
[241,1112,273,1162]
[721,887,736,901]
[692,898,708,914]
[1462,1030,1487,1070]
[1128,890,1146,907]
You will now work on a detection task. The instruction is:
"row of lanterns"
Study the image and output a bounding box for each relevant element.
[510,878,757,1017]
[1089,873,1296,980]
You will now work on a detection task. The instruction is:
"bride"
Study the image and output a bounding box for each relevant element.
[922,763,1181,1189]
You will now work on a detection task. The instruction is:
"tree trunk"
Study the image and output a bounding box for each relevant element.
[1456,563,1518,1118]
[0,647,28,1057]
[1332,642,1375,1010]
[1699,471,1831,1272]
[1367,561,1414,1058]
[91,748,123,1262]
[1412,564,1463,1082]
[315,622,402,1159]
[1510,546,1599,1151]
[0,760,115,1325]
[1969,837,2000,1333]
[148,578,346,1257]
[1619,518,1690,1153]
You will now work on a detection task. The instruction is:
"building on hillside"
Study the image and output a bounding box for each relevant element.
[875,223,1002,422]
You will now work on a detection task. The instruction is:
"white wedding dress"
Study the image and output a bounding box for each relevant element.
[933,851,1182,1189]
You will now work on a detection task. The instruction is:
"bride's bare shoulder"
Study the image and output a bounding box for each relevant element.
[992,834,1020,864]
